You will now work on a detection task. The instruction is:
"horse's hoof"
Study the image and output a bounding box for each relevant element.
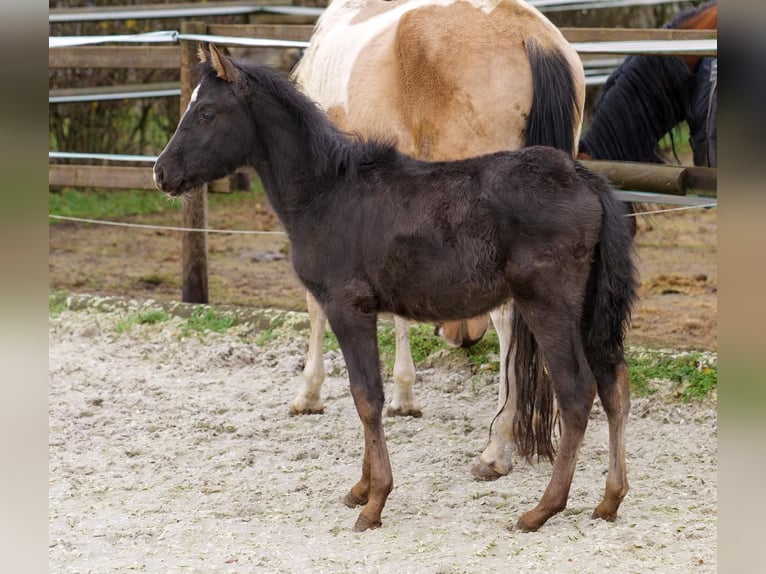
[352,514,381,532]
[512,516,540,533]
[470,460,508,482]
[386,405,423,418]
[342,491,367,509]
[289,404,324,416]
[591,506,618,522]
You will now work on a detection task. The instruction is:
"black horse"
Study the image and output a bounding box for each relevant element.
[154,44,638,533]
[579,1,717,167]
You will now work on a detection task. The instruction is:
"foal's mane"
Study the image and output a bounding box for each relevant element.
[213,58,398,180]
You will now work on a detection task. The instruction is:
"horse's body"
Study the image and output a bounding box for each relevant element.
[153,46,637,532]
[579,1,717,167]
[291,0,585,481]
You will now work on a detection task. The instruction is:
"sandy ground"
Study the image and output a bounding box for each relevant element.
[49,302,717,573]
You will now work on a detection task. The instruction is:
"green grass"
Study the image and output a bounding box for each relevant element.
[179,306,235,338]
[48,184,264,223]
[115,309,171,333]
[255,315,286,346]
[49,291,68,316]
[49,188,181,221]
[627,350,717,401]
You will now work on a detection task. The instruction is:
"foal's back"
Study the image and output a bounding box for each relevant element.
[300,146,604,322]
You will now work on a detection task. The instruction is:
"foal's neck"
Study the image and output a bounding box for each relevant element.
[244,69,352,223]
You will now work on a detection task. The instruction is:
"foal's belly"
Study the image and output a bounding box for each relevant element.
[374,243,511,322]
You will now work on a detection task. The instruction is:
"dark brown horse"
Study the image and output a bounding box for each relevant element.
[579,1,717,167]
[153,45,637,532]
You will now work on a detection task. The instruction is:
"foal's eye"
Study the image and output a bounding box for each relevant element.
[199,110,214,123]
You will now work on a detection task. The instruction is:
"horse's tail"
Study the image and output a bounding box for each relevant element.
[523,38,581,156]
[511,164,637,463]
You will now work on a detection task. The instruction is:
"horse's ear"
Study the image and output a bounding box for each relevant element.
[209,43,240,83]
[197,43,208,64]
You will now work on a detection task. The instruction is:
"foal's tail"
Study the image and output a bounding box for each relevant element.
[511,165,638,462]
[524,39,582,156]
[576,164,638,367]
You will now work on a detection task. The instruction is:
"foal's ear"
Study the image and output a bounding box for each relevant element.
[209,43,240,83]
[197,43,208,63]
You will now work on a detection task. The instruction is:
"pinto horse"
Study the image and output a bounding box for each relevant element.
[291,0,586,482]
[579,1,717,167]
[153,45,637,532]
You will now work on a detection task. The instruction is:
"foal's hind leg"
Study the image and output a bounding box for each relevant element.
[291,292,326,414]
[387,316,422,417]
[592,358,631,521]
[513,305,597,532]
[472,302,515,480]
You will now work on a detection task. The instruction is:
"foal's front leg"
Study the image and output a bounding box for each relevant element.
[325,304,393,531]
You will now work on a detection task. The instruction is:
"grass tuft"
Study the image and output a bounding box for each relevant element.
[115,309,170,333]
[180,307,235,338]
[627,349,717,401]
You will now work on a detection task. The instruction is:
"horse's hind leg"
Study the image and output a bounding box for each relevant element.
[592,358,631,521]
[325,302,393,531]
[472,302,515,480]
[291,292,327,414]
[513,307,597,532]
[387,316,422,417]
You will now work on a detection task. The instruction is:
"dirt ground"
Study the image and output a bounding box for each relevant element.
[48,197,717,572]
[49,303,717,573]
[49,195,717,351]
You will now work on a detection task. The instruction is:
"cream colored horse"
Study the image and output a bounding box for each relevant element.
[291,0,585,480]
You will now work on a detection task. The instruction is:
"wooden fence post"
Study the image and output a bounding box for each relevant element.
[179,21,209,304]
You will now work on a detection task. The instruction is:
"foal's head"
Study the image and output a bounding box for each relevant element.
[154,44,253,196]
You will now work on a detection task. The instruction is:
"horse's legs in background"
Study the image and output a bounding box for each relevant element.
[291,292,326,414]
[591,358,631,521]
[387,316,421,417]
[513,304,597,532]
[325,302,393,531]
[471,302,516,480]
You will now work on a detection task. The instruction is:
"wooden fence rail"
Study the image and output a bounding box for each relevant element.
[49,21,717,304]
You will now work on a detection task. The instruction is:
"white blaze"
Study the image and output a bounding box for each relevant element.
[154,82,201,188]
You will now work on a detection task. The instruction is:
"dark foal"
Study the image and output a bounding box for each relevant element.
[154,44,637,532]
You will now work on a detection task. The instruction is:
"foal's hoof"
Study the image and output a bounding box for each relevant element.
[386,405,423,418]
[352,514,382,532]
[591,505,619,522]
[470,460,509,482]
[512,516,541,533]
[512,508,553,533]
[342,491,367,509]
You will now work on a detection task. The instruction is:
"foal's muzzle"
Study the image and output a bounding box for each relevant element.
[153,163,185,196]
